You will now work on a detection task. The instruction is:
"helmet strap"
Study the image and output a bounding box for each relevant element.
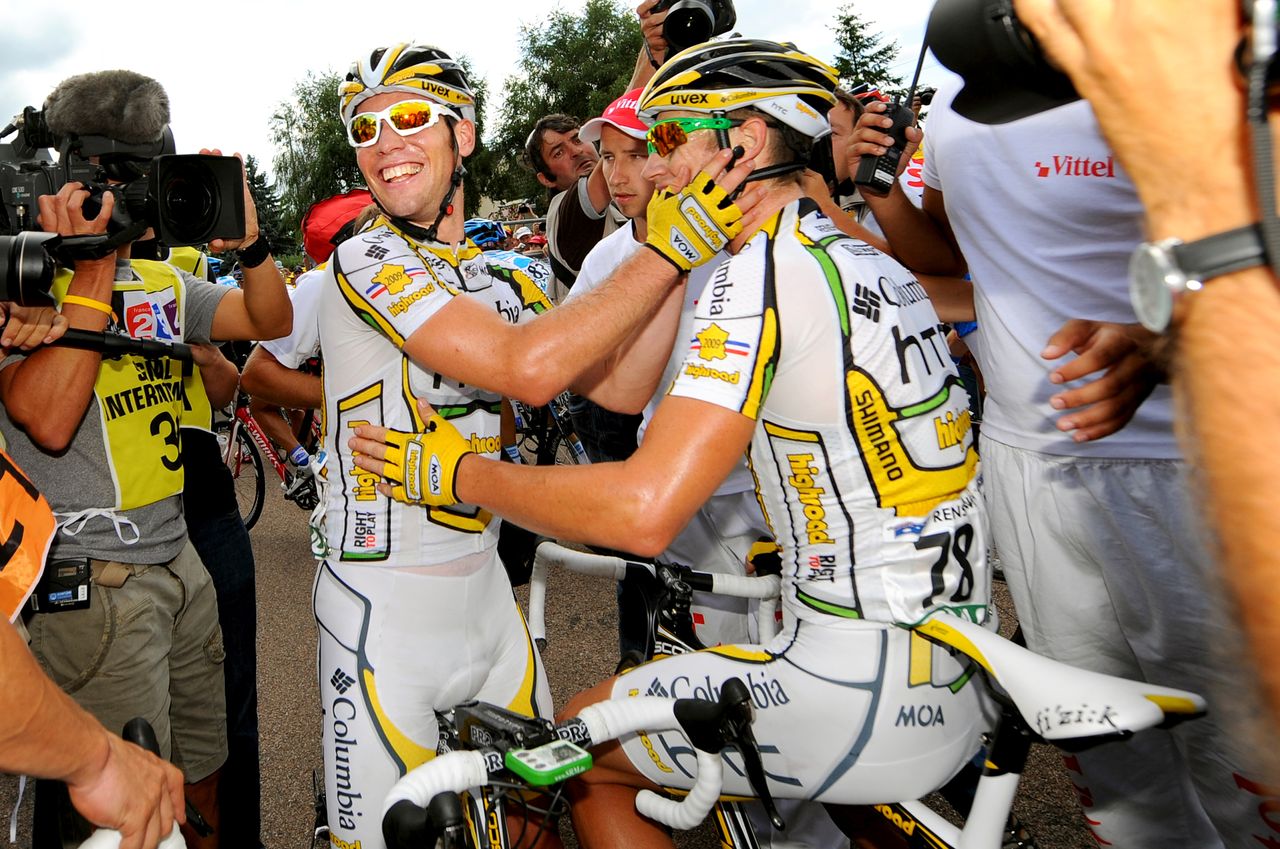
[385,120,467,244]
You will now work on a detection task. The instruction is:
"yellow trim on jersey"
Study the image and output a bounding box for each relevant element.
[335,266,406,347]
[761,421,818,443]
[427,506,493,534]
[847,369,977,517]
[706,645,772,663]
[741,307,779,420]
[362,667,435,772]
[908,631,934,687]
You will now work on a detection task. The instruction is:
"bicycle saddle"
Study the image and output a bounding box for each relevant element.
[913,614,1205,744]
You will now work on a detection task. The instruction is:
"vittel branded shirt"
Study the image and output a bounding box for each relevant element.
[670,200,989,627]
[923,80,1178,458]
[319,222,551,567]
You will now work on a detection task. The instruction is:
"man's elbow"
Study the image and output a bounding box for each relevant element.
[616,490,683,557]
[14,412,75,453]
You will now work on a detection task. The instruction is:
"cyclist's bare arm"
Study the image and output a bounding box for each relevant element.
[455,395,754,557]
[570,278,686,415]
[852,104,967,277]
[1,619,184,849]
[240,345,322,410]
[189,344,239,409]
[404,247,683,407]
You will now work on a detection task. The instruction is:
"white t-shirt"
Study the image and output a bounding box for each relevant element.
[260,265,325,368]
[566,223,754,496]
[923,80,1178,458]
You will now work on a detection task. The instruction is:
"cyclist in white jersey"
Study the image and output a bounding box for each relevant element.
[349,39,991,848]
[313,42,767,849]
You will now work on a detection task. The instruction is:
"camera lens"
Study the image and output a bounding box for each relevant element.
[663,0,715,52]
[0,231,59,306]
[157,161,219,246]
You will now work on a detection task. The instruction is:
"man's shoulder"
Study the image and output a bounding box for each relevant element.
[577,222,641,286]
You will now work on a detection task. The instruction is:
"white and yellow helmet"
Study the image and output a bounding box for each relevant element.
[638,38,839,138]
[339,43,476,125]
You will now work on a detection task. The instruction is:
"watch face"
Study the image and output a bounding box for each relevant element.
[1129,243,1177,333]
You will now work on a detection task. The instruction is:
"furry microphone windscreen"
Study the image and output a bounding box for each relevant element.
[43,70,170,144]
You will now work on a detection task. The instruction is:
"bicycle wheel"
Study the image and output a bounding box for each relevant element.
[215,420,265,530]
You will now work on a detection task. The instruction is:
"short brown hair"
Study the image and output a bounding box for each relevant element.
[523,114,580,180]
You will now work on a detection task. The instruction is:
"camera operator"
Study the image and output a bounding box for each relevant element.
[1012,0,1280,750]
[0,69,290,847]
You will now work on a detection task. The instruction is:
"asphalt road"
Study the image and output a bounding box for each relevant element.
[2,487,1091,848]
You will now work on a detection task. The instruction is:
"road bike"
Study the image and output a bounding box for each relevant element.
[382,540,1205,849]
[215,388,322,530]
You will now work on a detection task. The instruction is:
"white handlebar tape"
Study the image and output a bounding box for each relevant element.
[382,750,490,814]
[636,750,723,828]
[80,823,185,849]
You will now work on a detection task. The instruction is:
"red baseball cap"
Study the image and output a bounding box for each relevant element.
[579,88,647,144]
[302,189,375,263]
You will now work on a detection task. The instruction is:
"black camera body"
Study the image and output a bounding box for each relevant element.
[652,0,736,54]
[0,106,247,306]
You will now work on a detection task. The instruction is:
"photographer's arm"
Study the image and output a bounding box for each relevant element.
[627,0,670,92]
[240,345,321,410]
[204,150,292,342]
[1,618,185,849]
[851,103,968,276]
[190,344,239,410]
[0,185,115,451]
[1013,0,1280,717]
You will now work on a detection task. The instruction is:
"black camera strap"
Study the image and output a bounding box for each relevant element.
[1247,1,1280,276]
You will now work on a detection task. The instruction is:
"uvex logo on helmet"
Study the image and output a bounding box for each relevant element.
[669,93,711,106]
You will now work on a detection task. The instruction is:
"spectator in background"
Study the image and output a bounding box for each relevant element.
[513,224,534,252]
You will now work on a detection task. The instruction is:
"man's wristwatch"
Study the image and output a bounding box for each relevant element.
[1129,224,1266,332]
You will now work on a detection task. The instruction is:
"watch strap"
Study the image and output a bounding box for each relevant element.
[1171,223,1266,281]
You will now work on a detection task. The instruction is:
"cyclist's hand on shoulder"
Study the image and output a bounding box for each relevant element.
[0,304,68,351]
[1041,318,1166,443]
[350,399,475,506]
[67,732,185,849]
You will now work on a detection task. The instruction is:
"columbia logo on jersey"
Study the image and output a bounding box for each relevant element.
[365,244,391,260]
[1034,155,1116,179]
[330,668,356,694]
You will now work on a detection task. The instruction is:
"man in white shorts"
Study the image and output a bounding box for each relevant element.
[349,39,992,849]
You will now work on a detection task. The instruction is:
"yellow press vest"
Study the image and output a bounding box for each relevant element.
[52,260,210,509]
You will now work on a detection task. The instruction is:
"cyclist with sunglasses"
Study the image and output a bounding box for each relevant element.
[312,42,760,849]
[350,38,991,848]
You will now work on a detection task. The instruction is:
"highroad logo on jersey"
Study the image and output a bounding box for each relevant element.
[1034,154,1116,179]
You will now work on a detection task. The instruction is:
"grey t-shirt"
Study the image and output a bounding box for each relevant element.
[0,259,228,563]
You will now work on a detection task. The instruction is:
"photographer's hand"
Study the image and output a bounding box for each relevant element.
[637,0,669,64]
[201,149,260,254]
[1,305,68,350]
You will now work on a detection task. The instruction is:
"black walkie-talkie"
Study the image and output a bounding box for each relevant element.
[854,37,929,198]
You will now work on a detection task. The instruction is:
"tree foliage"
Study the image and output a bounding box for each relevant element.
[483,0,642,211]
[244,154,290,255]
[829,5,903,91]
[270,70,363,238]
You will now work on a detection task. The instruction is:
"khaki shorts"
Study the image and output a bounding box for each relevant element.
[26,541,228,782]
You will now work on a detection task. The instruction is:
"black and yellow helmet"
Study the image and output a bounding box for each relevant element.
[339,43,476,125]
[638,38,839,138]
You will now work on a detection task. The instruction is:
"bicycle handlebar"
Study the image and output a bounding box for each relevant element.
[528,540,782,645]
[382,696,726,838]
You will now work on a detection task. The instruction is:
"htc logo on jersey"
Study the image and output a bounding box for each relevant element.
[1034,155,1116,179]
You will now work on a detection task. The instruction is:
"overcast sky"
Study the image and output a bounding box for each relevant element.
[0,0,956,178]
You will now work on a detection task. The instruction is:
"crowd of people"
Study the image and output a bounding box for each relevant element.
[1,1,1278,848]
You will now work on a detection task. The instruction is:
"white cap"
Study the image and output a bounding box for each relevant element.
[514,226,533,240]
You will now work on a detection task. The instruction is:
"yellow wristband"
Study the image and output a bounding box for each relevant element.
[60,295,114,316]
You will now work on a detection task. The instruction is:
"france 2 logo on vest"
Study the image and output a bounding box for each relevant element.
[122,292,178,340]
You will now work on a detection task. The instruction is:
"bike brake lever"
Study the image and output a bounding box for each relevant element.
[719,679,785,830]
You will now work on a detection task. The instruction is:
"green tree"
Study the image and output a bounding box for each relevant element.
[829,5,903,91]
[485,0,643,211]
[244,154,290,255]
[270,70,364,240]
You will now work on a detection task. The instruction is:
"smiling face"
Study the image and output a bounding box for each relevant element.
[353,91,474,228]
[599,125,654,221]
[536,127,598,191]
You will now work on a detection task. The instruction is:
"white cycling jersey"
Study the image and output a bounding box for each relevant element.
[668,199,989,627]
[317,220,551,567]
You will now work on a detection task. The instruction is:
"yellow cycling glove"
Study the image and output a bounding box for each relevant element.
[379,414,474,507]
[645,170,745,272]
